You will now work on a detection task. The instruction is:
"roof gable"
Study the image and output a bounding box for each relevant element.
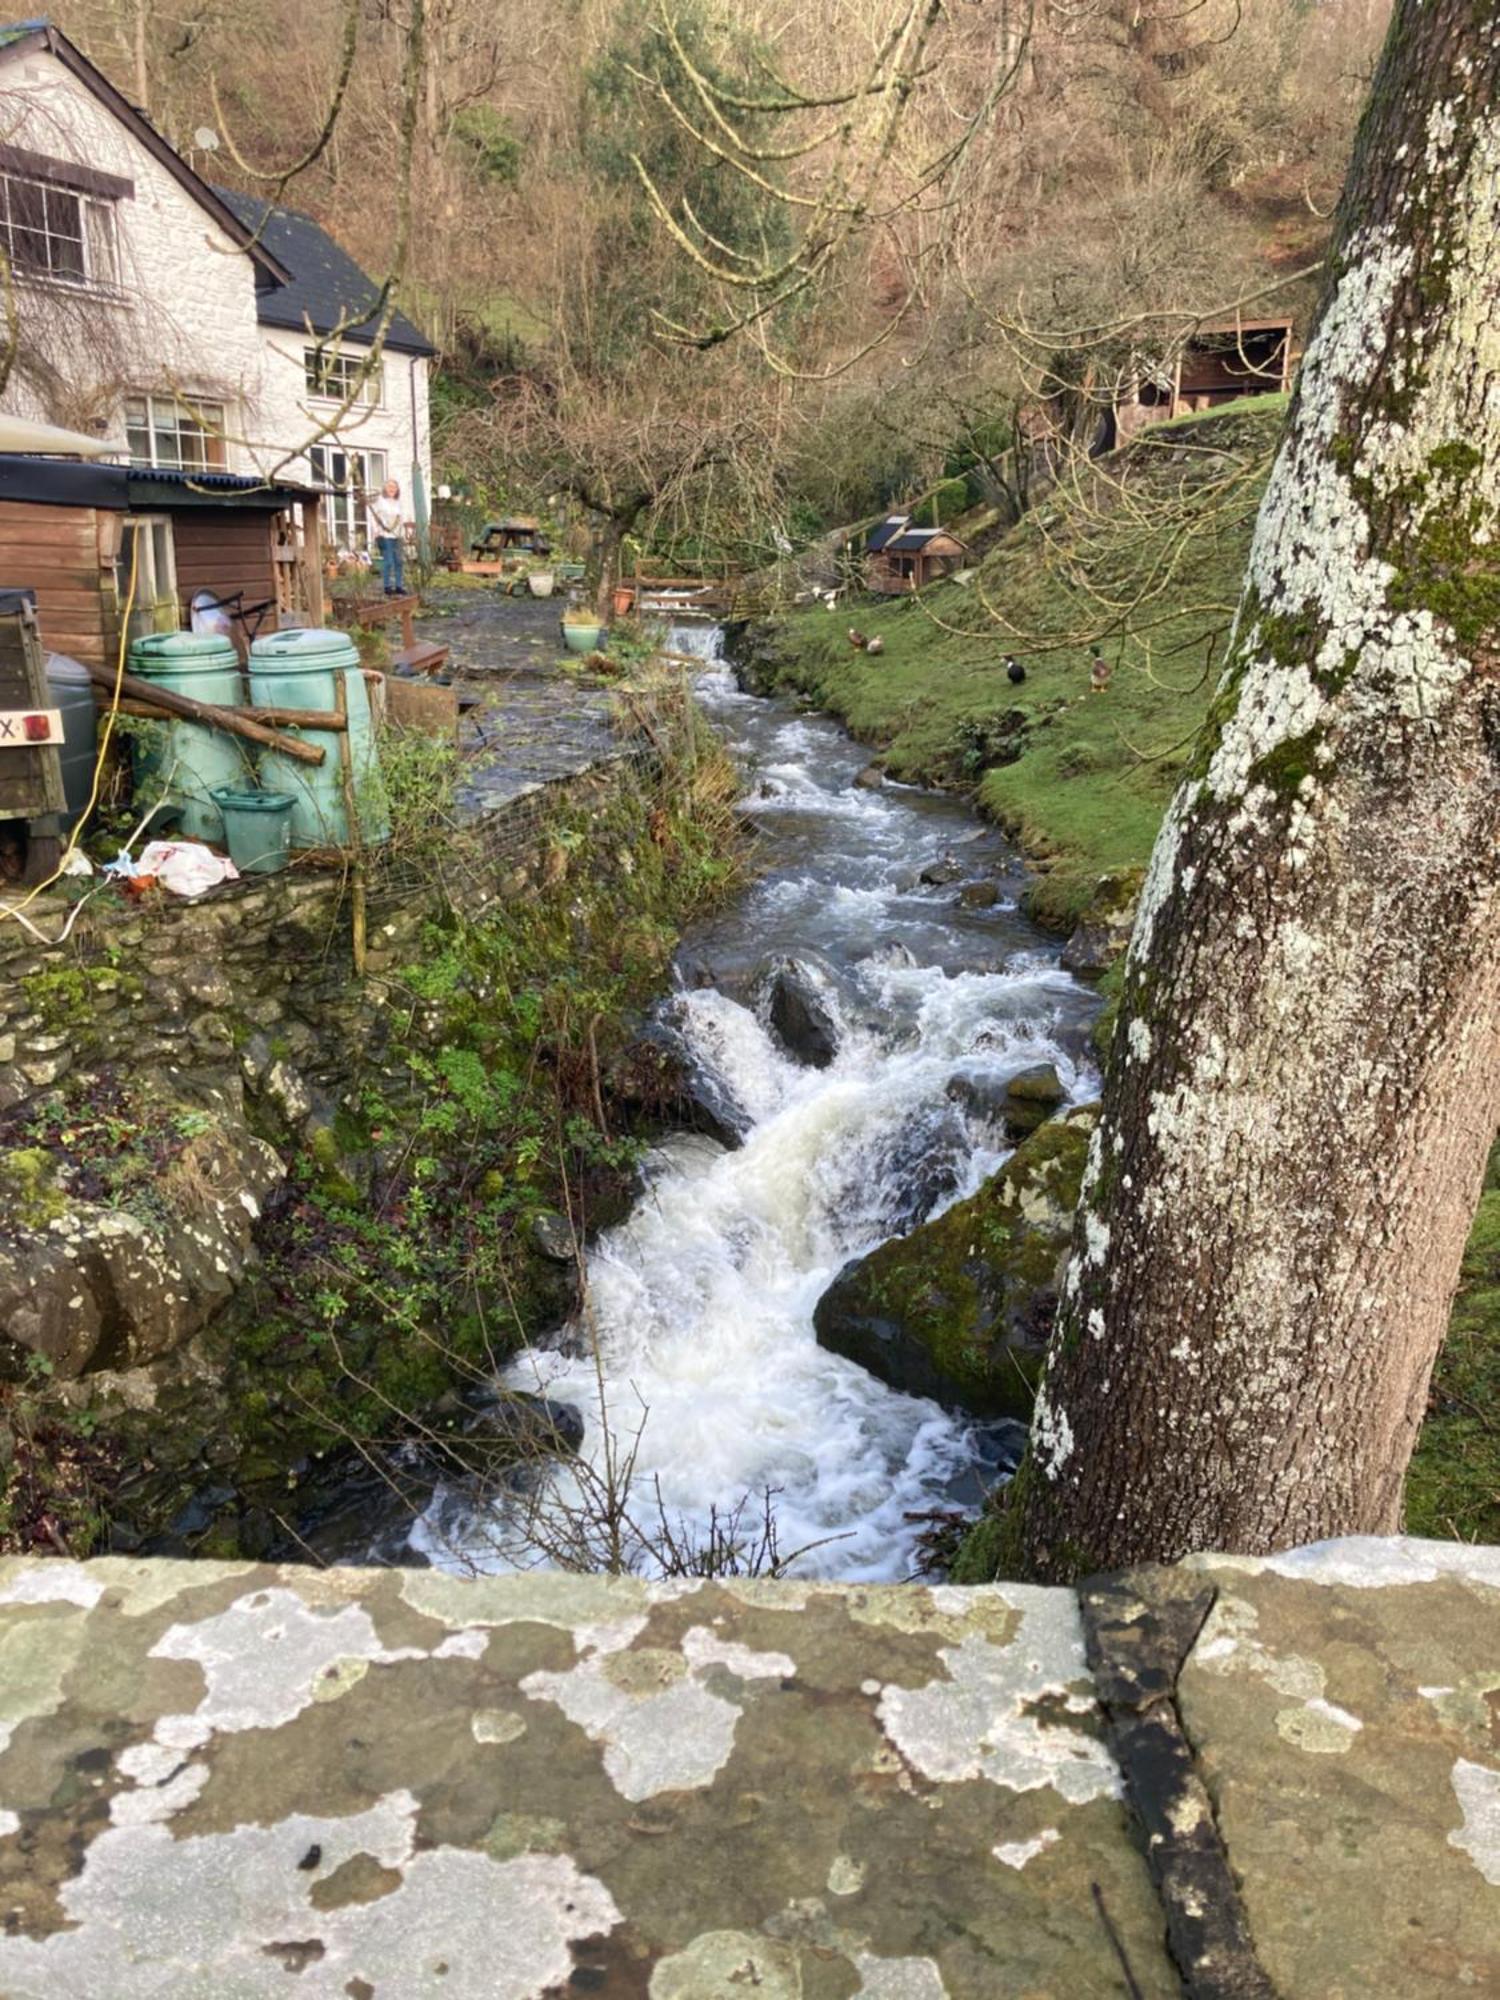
[214,189,435,357]
[888,526,965,554]
[0,22,291,284]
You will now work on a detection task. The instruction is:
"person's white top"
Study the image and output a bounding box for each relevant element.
[367,493,403,541]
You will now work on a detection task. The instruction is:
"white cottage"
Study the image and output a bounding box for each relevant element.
[0,21,433,553]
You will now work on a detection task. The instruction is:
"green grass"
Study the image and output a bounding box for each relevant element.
[1407,1145,1500,1543]
[766,403,1280,927]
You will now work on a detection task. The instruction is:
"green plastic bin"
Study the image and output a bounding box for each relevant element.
[246,629,389,850]
[211,788,295,875]
[129,631,249,842]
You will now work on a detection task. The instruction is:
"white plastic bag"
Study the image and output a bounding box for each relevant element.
[134,840,240,898]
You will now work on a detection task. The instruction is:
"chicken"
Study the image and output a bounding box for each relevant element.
[1005,655,1026,684]
[1089,653,1113,693]
[866,634,885,656]
[848,628,868,650]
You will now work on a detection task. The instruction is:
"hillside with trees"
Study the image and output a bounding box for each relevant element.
[53,0,1392,559]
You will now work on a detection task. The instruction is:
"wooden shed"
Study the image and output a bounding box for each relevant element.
[865,515,968,594]
[0,457,324,668]
[1113,318,1294,445]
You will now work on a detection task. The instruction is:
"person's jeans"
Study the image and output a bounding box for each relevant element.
[376,535,404,594]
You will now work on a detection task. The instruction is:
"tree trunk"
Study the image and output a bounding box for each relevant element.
[1013,0,1500,1580]
[594,518,624,621]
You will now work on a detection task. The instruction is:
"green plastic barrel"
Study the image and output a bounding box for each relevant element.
[211,787,295,875]
[247,629,389,850]
[129,631,249,842]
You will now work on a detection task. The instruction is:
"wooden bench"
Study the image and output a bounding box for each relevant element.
[390,639,450,678]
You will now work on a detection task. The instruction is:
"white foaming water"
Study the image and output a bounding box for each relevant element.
[409,626,1097,1582]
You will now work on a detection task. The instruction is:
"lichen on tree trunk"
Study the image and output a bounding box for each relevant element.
[1012,0,1500,1580]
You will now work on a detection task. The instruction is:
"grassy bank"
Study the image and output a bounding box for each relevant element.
[755,402,1281,930]
[755,398,1497,1548]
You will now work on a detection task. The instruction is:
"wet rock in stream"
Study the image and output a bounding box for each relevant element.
[758,953,843,1069]
[608,1014,751,1149]
[813,1108,1096,1420]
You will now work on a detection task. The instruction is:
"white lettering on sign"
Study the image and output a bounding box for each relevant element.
[0,709,64,747]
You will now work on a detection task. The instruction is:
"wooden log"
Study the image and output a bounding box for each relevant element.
[241,705,348,731]
[83,660,326,766]
[118,698,346,733]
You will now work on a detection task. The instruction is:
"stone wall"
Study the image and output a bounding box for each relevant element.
[0,748,638,1380]
[0,1538,1494,1997]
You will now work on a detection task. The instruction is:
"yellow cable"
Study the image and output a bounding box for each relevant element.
[1,524,139,925]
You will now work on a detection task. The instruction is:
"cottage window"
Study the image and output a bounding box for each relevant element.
[124,394,228,472]
[304,346,383,407]
[0,171,118,287]
[309,443,388,552]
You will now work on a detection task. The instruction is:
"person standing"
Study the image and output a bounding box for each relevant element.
[368,479,406,596]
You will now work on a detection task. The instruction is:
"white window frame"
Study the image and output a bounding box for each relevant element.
[116,516,179,637]
[304,345,384,409]
[308,443,388,553]
[0,170,119,290]
[124,393,230,473]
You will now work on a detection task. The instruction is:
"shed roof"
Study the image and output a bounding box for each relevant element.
[866,514,908,553]
[1191,317,1293,338]
[0,454,313,511]
[215,189,436,357]
[887,526,965,555]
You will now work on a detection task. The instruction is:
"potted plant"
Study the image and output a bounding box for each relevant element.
[560,604,605,654]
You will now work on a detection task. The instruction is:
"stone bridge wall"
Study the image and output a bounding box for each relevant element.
[0,1537,1493,1998]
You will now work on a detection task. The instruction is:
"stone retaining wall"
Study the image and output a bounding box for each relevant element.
[0,747,641,1380]
[0,752,638,1118]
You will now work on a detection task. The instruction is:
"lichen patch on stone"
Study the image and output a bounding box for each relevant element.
[876,1587,1118,1804]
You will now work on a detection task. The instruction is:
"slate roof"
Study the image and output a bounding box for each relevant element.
[215,188,435,357]
[866,514,908,552]
[887,526,965,555]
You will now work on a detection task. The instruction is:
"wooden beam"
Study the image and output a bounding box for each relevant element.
[84,661,327,766]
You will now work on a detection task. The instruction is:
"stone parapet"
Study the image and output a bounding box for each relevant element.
[0,1537,1493,1996]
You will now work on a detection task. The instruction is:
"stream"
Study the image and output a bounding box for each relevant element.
[411,627,1099,1581]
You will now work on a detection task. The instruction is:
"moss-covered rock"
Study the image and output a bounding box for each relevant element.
[1059,867,1143,979]
[812,1108,1096,1419]
[1001,1064,1066,1138]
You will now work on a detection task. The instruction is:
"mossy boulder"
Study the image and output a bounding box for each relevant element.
[1001,1064,1066,1138]
[0,1147,66,1229]
[812,1107,1096,1419]
[1059,867,1143,979]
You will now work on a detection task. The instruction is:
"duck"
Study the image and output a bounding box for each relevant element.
[1005,655,1026,685]
[866,634,885,656]
[1090,653,1113,693]
[848,628,868,650]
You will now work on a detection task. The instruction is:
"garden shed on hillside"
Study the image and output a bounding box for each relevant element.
[865,515,968,594]
[0,458,324,666]
[1112,318,1295,445]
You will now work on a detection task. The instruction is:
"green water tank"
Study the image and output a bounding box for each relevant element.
[129,631,249,843]
[247,628,389,850]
